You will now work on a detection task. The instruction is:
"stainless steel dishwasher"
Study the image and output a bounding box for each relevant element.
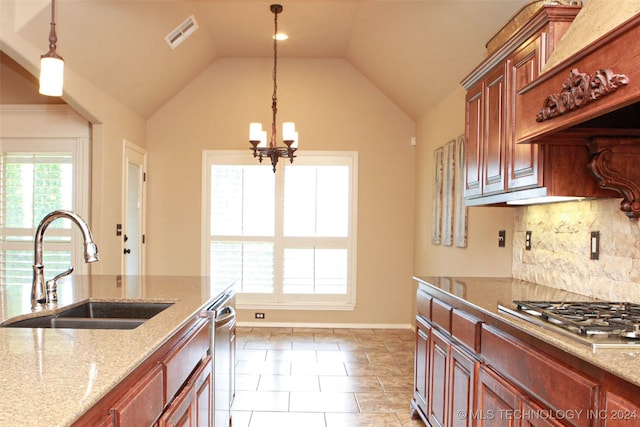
[201,288,236,427]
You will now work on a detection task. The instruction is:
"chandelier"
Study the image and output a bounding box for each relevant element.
[39,0,64,97]
[249,4,298,173]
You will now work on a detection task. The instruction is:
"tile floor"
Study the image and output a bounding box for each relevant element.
[232,326,426,427]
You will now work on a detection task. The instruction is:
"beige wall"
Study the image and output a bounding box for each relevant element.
[413,86,514,279]
[146,57,416,326]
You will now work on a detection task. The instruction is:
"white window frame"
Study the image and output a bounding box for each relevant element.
[0,106,91,282]
[201,150,358,310]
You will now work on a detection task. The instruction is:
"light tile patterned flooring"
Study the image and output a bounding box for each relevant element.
[232,326,425,426]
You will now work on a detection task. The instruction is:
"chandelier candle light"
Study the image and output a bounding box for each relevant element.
[39,0,64,97]
[249,4,298,172]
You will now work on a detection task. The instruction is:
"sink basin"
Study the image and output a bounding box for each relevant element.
[2,316,146,330]
[1,301,174,330]
[57,301,173,319]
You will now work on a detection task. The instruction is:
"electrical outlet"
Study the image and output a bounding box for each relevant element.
[498,230,506,247]
[525,231,532,251]
[255,312,265,319]
[590,231,600,260]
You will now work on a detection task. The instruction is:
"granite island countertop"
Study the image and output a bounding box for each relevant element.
[0,275,230,427]
[414,276,640,389]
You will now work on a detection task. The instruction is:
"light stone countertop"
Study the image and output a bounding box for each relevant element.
[414,276,640,389]
[0,275,230,427]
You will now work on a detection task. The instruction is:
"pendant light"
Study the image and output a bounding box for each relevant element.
[39,0,64,97]
[249,4,298,172]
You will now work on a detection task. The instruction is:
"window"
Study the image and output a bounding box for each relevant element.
[202,151,357,309]
[0,138,89,286]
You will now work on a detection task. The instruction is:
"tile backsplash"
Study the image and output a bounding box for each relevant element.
[512,198,640,302]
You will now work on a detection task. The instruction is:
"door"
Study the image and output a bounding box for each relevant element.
[508,35,542,191]
[123,141,147,276]
[483,63,508,196]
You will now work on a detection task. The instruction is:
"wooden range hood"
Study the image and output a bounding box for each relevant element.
[516,11,640,220]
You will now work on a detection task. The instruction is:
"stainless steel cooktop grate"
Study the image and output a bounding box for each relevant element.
[513,301,640,338]
[498,301,640,351]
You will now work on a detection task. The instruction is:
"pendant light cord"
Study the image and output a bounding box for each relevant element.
[45,0,61,59]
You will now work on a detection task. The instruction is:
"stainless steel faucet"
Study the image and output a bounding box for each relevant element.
[31,210,100,309]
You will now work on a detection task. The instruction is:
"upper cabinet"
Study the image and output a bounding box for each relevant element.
[461,4,615,206]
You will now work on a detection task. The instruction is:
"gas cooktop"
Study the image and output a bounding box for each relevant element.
[498,300,640,351]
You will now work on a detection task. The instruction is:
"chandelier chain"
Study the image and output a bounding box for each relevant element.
[270,9,279,148]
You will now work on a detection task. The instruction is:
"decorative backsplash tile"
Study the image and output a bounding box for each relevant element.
[512,198,640,302]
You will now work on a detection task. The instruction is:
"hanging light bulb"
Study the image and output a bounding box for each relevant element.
[248,4,298,172]
[39,0,64,97]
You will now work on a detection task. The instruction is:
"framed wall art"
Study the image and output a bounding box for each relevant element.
[454,133,468,248]
[431,146,443,245]
[442,139,456,246]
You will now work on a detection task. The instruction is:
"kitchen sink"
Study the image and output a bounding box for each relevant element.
[57,301,173,319]
[1,301,174,330]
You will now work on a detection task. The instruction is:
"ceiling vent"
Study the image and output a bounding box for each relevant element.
[165,15,199,50]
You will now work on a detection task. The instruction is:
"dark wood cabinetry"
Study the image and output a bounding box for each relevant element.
[159,355,212,427]
[449,341,478,427]
[412,291,478,427]
[477,366,523,427]
[110,364,165,426]
[413,280,640,427]
[508,35,542,191]
[603,391,640,427]
[512,10,640,219]
[462,5,594,206]
[72,318,212,427]
[415,314,431,416]
[429,328,451,427]
[464,62,509,198]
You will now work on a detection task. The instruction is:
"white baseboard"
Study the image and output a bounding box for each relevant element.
[237,321,413,330]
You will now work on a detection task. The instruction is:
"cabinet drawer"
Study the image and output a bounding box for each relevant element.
[417,290,432,319]
[482,325,598,427]
[111,363,164,426]
[164,320,210,402]
[451,308,482,353]
[431,298,452,332]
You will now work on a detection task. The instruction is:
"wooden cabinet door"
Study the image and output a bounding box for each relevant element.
[449,345,478,427]
[477,366,523,427]
[508,35,542,191]
[111,364,164,427]
[429,328,451,427]
[193,356,213,427]
[603,391,640,427]
[465,80,483,198]
[160,357,213,427]
[159,385,195,427]
[414,316,431,417]
[522,400,564,427]
[482,63,508,196]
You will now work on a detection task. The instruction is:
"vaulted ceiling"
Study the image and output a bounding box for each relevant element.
[6,0,531,120]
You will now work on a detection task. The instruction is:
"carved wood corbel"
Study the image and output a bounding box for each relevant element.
[588,137,640,220]
[536,68,629,122]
